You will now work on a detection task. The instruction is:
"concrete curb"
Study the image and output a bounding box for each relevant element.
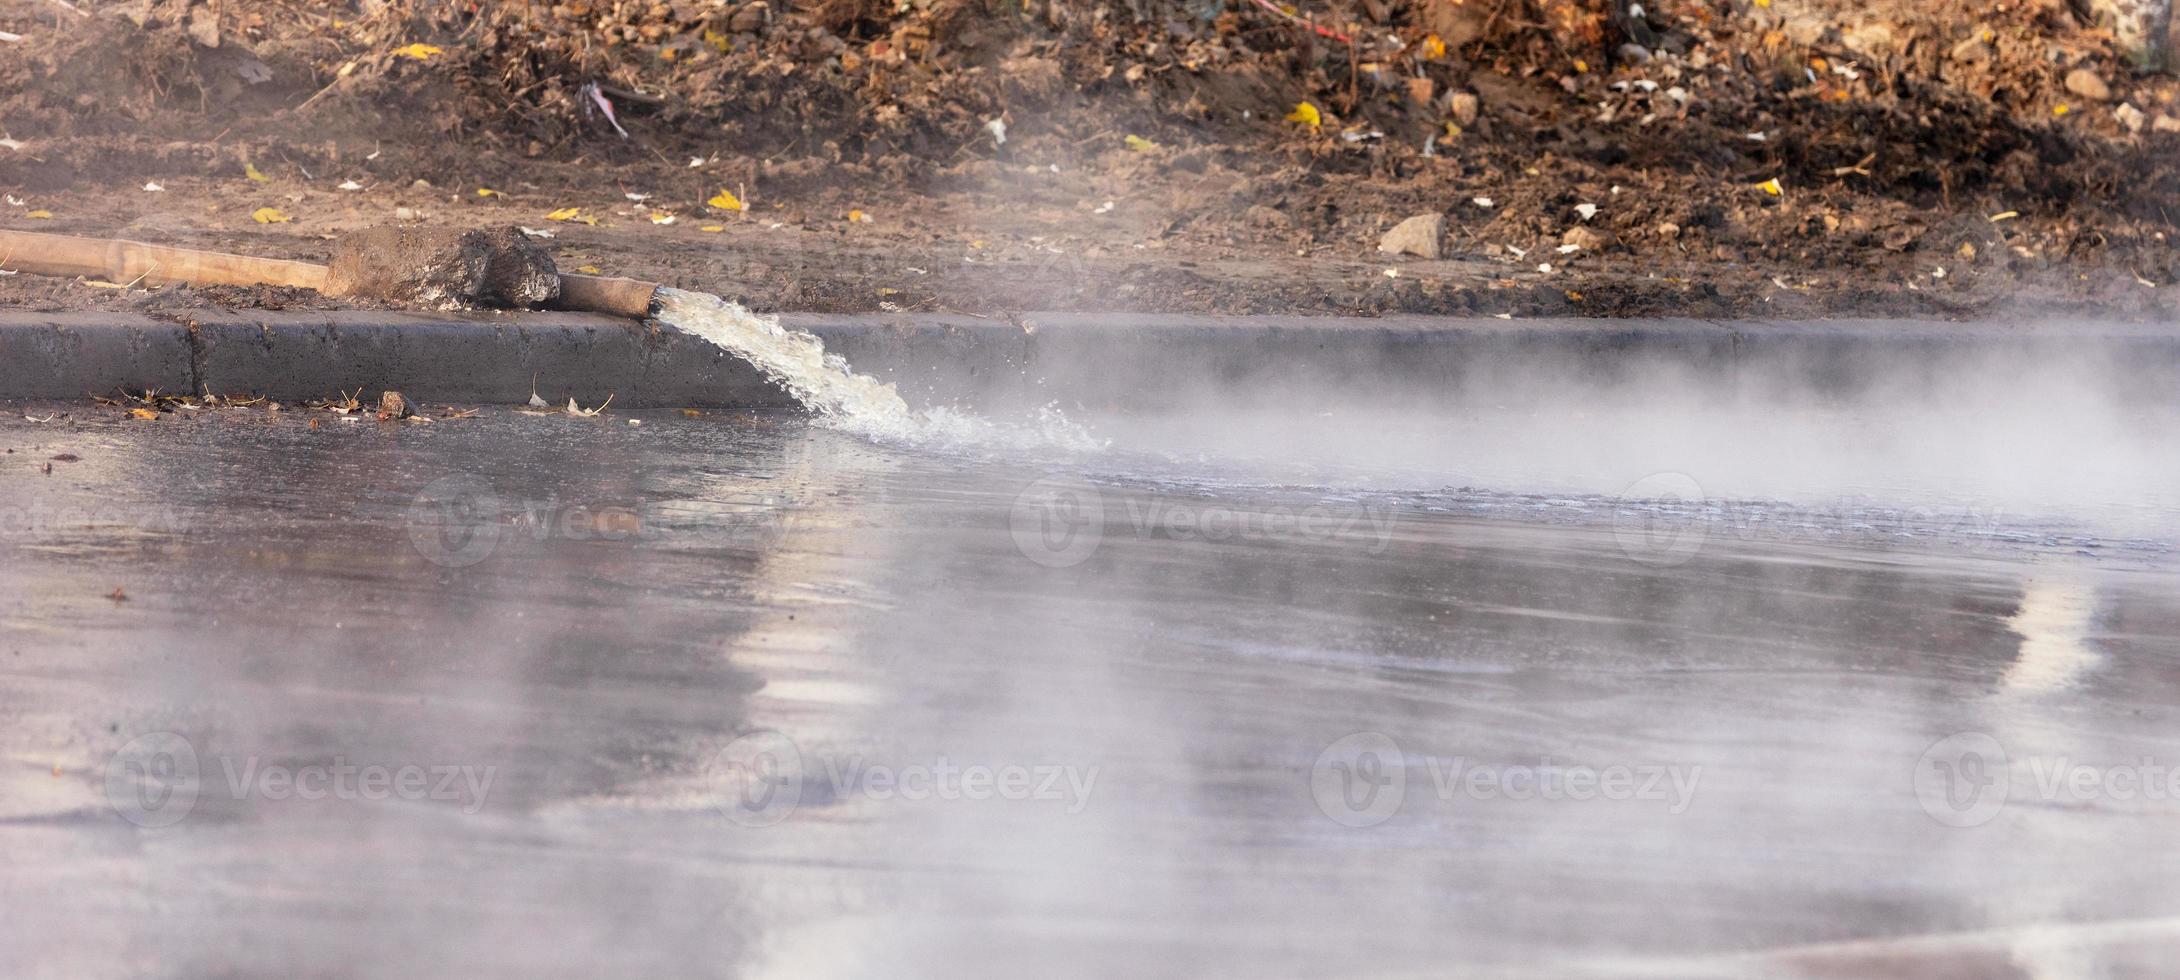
[1,310,2175,408]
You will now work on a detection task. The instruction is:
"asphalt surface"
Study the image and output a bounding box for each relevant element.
[4,404,2180,978]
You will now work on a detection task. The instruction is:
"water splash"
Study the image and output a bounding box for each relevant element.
[653,287,1101,452]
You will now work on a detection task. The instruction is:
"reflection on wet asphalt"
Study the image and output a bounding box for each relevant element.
[4,409,2180,978]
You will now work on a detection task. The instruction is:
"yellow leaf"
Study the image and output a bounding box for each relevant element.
[392,43,443,60]
[252,207,291,223]
[1285,102,1322,129]
[244,162,271,183]
[546,206,582,221]
[576,265,602,274]
[2053,103,2070,116]
[1123,134,1158,153]
[1573,59,1589,73]
[25,209,51,219]
[707,188,746,211]
[1753,0,1770,6]
[1422,34,1446,60]
[476,187,500,197]
[649,212,676,225]
[1989,210,2020,223]
[129,408,159,421]
[702,29,731,53]
[699,224,726,233]
[1754,178,1783,196]
[847,209,871,223]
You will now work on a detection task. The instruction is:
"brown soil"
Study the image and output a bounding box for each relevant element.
[1,0,2177,320]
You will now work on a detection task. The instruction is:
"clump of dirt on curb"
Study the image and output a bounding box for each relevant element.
[1,0,2176,319]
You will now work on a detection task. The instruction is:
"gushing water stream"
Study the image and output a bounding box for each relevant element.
[655,287,1100,452]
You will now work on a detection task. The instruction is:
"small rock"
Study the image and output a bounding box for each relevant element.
[1377,213,1446,260]
[378,391,411,420]
[2115,102,2146,133]
[2064,68,2111,102]
[1617,43,1653,63]
[393,206,419,221]
[2156,114,2180,133]
[411,178,434,189]
[1656,222,1681,239]
[1560,226,1609,251]
[187,5,220,48]
[727,1,766,33]
[1947,35,1991,63]
[1447,92,1480,127]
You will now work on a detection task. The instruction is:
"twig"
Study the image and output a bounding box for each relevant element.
[1244,0,1351,44]
[46,0,88,17]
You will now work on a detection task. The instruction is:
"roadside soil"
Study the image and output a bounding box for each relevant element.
[2,0,2177,320]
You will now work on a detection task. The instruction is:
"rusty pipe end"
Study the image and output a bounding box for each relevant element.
[553,273,661,319]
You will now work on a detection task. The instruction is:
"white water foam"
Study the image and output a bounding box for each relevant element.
[653,287,1102,453]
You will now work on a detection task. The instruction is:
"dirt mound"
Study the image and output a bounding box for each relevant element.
[1,0,2177,319]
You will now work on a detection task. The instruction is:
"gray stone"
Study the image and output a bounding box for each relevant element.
[2065,68,2112,102]
[1377,213,1446,260]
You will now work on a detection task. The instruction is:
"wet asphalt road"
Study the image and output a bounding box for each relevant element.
[4,406,2180,978]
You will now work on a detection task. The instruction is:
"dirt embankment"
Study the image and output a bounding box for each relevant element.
[1,0,2177,321]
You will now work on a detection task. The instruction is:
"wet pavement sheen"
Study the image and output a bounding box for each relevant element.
[3,408,2179,978]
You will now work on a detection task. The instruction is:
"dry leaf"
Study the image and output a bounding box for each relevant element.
[392,43,443,60]
[25,209,51,219]
[699,224,725,233]
[129,408,159,420]
[252,207,291,224]
[1123,134,1158,153]
[566,393,614,417]
[476,187,500,197]
[576,264,602,274]
[546,206,582,221]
